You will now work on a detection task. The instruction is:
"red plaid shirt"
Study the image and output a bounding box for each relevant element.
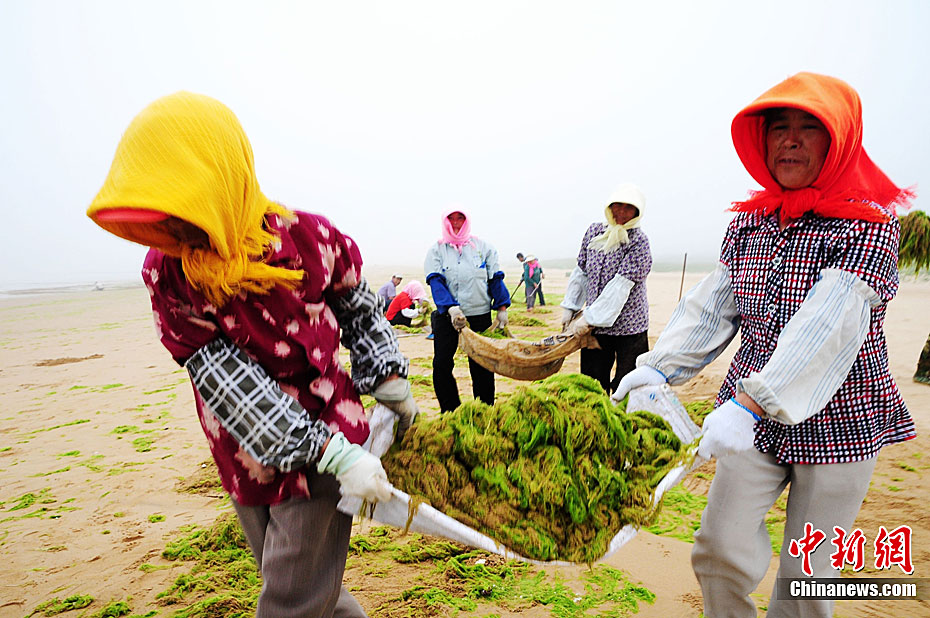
[719,206,914,464]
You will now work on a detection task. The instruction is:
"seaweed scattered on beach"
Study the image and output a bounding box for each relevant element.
[156,512,260,616]
[149,518,654,617]
[26,594,94,616]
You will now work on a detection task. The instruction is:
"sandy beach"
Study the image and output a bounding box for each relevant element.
[1,267,928,617]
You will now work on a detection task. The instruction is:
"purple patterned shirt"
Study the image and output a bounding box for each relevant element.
[577,224,652,336]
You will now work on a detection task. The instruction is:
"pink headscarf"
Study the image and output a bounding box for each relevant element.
[439,207,476,252]
[524,254,539,278]
[402,280,427,303]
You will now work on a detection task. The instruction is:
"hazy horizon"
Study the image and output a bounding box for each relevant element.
[0,253,720,293]
[2,1,927,290]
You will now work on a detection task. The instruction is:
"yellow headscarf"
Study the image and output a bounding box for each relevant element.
[87,92,304,306]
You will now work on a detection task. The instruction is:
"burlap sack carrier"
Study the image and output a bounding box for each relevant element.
[345,388,704,565]
[458,322,595,381]
[459,271,634,381]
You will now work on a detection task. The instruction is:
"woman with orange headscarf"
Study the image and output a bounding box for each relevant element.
[613,73,914,617]
[88,92,419,617]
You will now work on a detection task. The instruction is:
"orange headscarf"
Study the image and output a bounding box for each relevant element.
[730,72,912,223]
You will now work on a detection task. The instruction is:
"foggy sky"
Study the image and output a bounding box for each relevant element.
[1,0,927,289]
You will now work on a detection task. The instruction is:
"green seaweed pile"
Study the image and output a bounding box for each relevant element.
[476,326,511,339]
[381,373,688,563]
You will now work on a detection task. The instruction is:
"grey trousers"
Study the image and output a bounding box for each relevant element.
[692,449,876,618]
[232,472,367,618]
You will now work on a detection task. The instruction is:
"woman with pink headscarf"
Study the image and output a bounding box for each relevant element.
[424,208,511,412]
[385,280,429,326]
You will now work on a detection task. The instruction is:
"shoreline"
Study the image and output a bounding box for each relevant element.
[0,256,722,298]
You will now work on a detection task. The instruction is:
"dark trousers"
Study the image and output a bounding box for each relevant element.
[388,311,412,327]
[431,309,494,412]
[580,330,649,394]
[524,282,545,309]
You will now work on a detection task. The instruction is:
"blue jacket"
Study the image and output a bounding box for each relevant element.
[424,239,510,316]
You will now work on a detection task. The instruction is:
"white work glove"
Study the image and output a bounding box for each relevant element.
[566,315,592,337]
[610,366,667,403]
[317,432,393,502]
[372,377,419,440]
[697,398,759,460]
[448,306,468,331]
[561,307,577,330]
[496,309,508,329]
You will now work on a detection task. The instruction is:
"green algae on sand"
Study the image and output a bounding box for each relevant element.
[381,373,688,563]
[476,326,511,339]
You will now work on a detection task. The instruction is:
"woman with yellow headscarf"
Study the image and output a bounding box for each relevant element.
[88,92,417,617]
[560,182,653,394]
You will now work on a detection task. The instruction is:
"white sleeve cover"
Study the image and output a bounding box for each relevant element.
[636,263,740,385]
[400,306,419,319]
[738,268,878,425]
[560,266,588,311]
[583,274,634,327]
